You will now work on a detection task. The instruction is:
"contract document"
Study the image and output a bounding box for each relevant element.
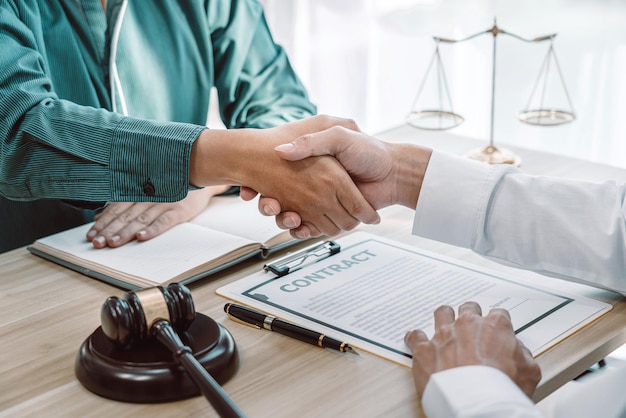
[217,232,611,366]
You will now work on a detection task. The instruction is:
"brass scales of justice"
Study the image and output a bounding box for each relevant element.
[406,19,576,166]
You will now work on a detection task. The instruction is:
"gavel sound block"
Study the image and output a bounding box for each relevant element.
[75,284,239,403]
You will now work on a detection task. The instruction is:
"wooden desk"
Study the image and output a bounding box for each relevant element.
[2,124,626,417]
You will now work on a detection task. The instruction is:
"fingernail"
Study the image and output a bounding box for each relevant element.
[137,230,147,239]
[295,230,310,240]
[86,229,97,240]
[110,235,120,243]
[283,217,297,228]
[263,205,277,216]
[274,143,294,152]
[93,236,106,247]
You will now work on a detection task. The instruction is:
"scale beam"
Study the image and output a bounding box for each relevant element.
[407,20,576,166]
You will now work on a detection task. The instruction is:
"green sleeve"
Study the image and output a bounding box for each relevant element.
[0,2,202,203]
[209,0,317,128]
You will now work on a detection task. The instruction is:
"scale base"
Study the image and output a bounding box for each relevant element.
[466,145,521,166]
[75,313,239,403]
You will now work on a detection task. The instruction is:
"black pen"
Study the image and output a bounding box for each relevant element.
[224,303,358,355]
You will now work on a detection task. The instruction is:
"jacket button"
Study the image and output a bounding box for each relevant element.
[143,180,155,196]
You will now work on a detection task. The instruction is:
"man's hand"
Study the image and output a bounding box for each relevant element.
[240,126,432,238]
[86,186,228,248]
[191,115,381,238]
[404,302,541,400]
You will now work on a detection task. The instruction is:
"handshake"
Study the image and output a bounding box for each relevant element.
[87,114,433,249]
[192,114,433,239]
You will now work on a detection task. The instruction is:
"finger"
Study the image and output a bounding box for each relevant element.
[275,126,352,162]
[275,115,360,147]
[275,134,337,161]
[488,307,511,321]
[272,127,381,227]
[275,211,303,230]
[134,209,179,242]
[311,213,342,237]
[88,203,145,248]
[302,114,361,133]
[290,226,311,240]
[258,196,281,217]
[123,199,195,244]
[104,213,156,247]
[457,301,482,318]
[433,305,455,330]
[302,156,379,228]
[87,202,133,241]
[335,182,381,226]
[404,329,430,351]
[289,222,323,240]
[280,210,337,237]
[298,221,322,238]
[486,308,514,331]
[239,186,259,201]
[93,202,176,248]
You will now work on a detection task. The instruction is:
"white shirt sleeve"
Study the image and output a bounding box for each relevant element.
[422,366,541,418]
[413,150,626,295]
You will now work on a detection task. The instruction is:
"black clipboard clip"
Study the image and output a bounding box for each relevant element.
[264,240,341,277]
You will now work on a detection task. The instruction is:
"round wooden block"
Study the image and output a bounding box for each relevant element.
[75,313,239,403]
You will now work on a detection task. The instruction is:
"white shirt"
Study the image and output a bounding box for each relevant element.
[412,151,626,417]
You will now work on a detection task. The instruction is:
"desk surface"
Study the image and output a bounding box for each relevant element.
[2,125,626,417]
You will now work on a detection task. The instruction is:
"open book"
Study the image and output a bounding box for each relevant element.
[217,231,611,365]
[28,196,295,289]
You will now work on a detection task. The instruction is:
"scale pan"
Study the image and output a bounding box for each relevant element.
[518,109,575,126]
[406,110,464,130]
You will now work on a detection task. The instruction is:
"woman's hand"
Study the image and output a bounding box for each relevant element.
[86,186,229,248]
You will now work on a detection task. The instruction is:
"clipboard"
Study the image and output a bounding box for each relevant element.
[263,240,341,277]
[217,231,612,366]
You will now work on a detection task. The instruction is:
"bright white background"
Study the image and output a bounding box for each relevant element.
[261,0,626,168]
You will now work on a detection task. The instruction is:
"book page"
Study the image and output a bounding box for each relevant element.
[32,223,260,287]
[217,232,611,366]
[29,195,296,289]
[191,196,293,249]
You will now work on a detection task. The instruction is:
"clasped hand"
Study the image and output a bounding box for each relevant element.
[241,117,433,238]
[87,115,383,247]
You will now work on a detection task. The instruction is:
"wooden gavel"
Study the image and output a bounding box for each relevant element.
[100,283,245,418]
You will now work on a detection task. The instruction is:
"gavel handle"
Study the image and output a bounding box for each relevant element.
[152,320,246,418]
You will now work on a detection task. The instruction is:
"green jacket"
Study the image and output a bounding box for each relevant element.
[0,0,315,203]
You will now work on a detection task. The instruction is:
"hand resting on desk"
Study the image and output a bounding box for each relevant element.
[86,186,229,249]
[404,301,541,400]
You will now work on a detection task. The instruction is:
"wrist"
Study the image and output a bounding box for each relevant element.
[391,144,432,208]
[189,130,208,187]
[190,129,255,187]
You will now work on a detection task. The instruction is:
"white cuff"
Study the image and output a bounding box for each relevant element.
[412,151,508,248]
[422,366,539,418]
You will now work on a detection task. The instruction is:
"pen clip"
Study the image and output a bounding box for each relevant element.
[264,240,341,277]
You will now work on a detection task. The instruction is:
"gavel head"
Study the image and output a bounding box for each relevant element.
[100,282,195,348]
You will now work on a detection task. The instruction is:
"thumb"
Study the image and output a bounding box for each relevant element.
[274,131,342,161]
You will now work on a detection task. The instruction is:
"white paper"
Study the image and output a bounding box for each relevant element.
[217,232,611,366]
